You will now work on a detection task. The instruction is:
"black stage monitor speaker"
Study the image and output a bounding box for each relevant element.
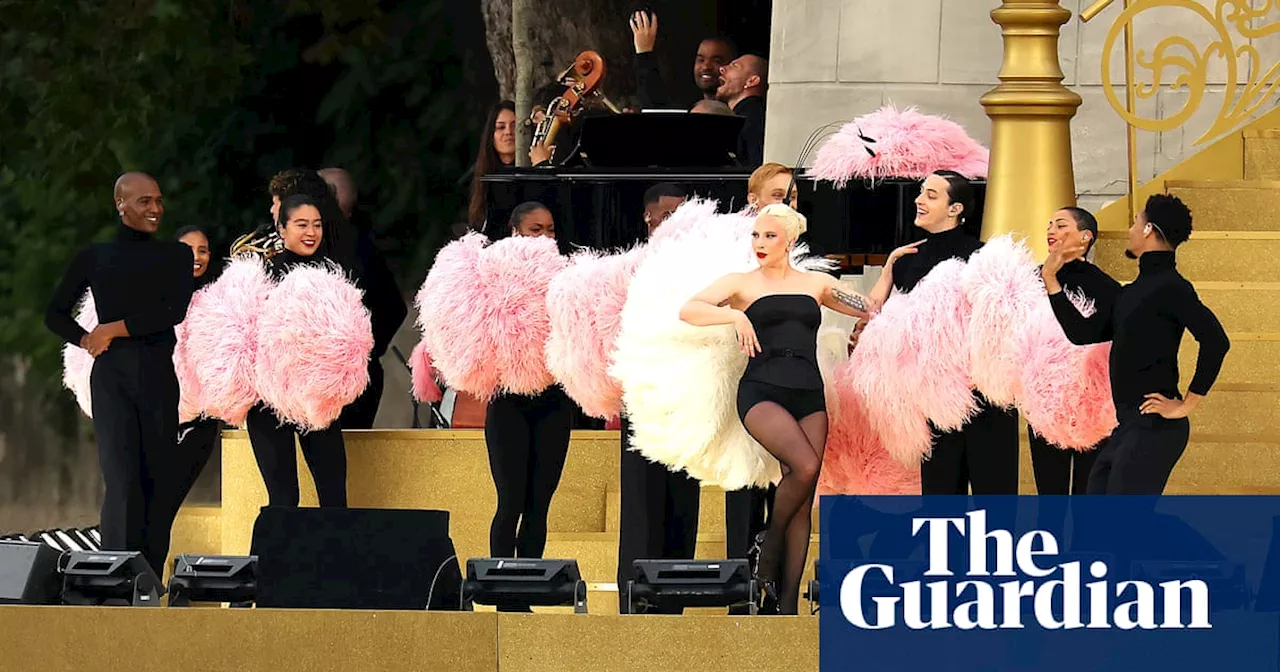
[627,559,755,614]
[61,551,163,606]
[168,555,258,607]
[577,113,746,168]
[250,507,462,611]
[0,540,62,605]
[463,558,587,613]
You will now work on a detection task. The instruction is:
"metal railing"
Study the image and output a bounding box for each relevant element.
[1081,0,1280,220]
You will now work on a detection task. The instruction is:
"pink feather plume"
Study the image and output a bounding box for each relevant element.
[410,340,443,404]
[846,259,976,465]
[1017,296,1117,450]
[820,382,921,496]
[63,290,202,423]
[172,290,207,424]
[545,246,644,420]
[809,105,989,187]
[416,233,498,398]
[416,233,567,400]
[255,263,373,432]
[962,235,1044,408]
[61,292,98,418]
[183,257,273,427]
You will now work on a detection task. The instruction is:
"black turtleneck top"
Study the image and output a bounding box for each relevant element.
[267,248,331,281]
[46,224,195,348]
[1049,250,1230,409]
[892,226,983,293]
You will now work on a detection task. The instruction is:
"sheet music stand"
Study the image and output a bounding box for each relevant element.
[574,113,746,168]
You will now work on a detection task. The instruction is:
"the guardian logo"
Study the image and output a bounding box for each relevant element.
[839,510,1211,631]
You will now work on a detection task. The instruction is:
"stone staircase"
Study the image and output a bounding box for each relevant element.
[1091,129,1280,494]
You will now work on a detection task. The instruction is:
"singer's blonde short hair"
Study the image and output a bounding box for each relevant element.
[757,203,807,242]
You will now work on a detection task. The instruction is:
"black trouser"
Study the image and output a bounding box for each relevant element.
[616,414,701,614]
[1088,407,1190,495]
[89,341,181,576]
[921,396,1020,495]
[725,485,773,614]
[245,403,347,507]
[484,387,573,559]
[1028,427,1100,495]
[154,416,222,529]
[338,359,384,430]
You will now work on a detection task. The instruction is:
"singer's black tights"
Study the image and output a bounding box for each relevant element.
[741,402,826,615]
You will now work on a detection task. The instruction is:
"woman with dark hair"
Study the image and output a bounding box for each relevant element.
[467,101,518,230]
[233,168,354,268]
[244,194,351,508]
[867,170,1020,496]
[483,202,572,605]
[163,224,225,521]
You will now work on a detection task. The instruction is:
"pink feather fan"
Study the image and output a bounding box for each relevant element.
[183,257,273,427]
[416,233,567,400]
[172,289,208,424]
[415,233,497,398]
[62,290,204,423]
[962,235,1045,408]
[809,105,989,188]
[820,386,922,496]
[1018,291,1117,450]
[846,259,976,465]
[545,246,644,420]
[409,340,443,404]
[254,263,373,432]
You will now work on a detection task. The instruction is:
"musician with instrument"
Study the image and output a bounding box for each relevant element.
[527,51,621,168]
[629,10,736,108]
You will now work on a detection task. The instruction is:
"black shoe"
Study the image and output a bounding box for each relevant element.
[757,580,780,615]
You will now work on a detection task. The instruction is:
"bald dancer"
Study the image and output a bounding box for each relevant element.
[46,172,195,575]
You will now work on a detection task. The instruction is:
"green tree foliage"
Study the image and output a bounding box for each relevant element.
[1,0,253,393]
[1,0,493,410]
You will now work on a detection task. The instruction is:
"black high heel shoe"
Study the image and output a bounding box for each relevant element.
[757,580,780,615]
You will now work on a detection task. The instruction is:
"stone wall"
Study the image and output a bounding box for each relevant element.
[766,0,1280,216]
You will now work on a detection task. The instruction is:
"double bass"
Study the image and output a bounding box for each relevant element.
[529,50,621,165]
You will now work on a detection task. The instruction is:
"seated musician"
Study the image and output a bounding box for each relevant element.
[465,101,518,230]
[628,10,736,108]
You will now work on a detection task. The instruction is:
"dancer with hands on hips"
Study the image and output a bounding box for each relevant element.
[679,203,874,615]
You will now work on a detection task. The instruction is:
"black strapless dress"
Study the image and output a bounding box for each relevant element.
[735,294,827,423]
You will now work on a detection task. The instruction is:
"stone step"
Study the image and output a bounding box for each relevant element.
[1164,180,1280,231]
[1096,231,1280,283]
[1243,130,1280,180]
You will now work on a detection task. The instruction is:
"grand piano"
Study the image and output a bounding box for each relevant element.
[481,114,987,268]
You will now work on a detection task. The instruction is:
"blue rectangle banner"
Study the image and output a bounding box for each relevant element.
[819,496,1280,672]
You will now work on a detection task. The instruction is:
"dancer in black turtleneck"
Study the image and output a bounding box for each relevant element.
[244,194,351,508]
[1045,194,1229,495]
[1030,207,1122,495]
[869,170,1020,495]
[45,172,195,575]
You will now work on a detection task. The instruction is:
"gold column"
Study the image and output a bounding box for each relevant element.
[979,0,1083,262]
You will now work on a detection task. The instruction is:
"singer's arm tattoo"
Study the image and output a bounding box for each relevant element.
[832,286,868,313]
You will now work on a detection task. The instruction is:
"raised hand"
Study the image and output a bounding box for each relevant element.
[630,11,658,54]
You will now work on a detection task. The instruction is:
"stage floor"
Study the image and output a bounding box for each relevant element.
[0,605,818,672]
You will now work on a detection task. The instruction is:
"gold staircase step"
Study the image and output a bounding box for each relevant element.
[1016,439,1280,494]
[1181,333,1280,387]
[1196,282,1280,333]
[1165,180,1280,231]
[606,485,822,535]
[1244,133,1280,180]
[1096,231,1280,283]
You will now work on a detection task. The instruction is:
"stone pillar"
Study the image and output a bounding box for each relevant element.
[979,0,1083,261]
